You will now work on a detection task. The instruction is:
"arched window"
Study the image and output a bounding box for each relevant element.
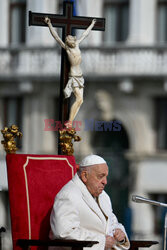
[103,0,129,43]
[91,120,131,236]
[155,97,167,149]
[157,0,167,42]
[3,97,23,148]
[9,0,26,44]
[150,193,167,235]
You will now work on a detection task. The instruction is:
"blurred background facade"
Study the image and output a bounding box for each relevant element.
[0,0,167,249]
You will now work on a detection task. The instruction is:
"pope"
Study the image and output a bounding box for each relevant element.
[49,155,130,250]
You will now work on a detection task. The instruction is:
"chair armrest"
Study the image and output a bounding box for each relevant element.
[130,240,159,249]
[17,239,99,250]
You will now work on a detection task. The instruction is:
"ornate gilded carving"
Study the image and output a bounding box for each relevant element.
[1,125,22,154]
[59,127,81,156]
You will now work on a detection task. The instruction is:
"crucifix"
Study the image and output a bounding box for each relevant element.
[29,1,105,154]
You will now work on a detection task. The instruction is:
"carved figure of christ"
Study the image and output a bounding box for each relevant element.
[29,1,105,128]
[45,17,96,127]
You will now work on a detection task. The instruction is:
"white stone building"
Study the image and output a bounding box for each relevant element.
[0,0,167,249]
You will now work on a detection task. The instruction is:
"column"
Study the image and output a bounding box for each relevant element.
[26,0,57,46]
[128,0,156,44]
[0,100,4,154]
[39,89,56,153]
[129,161,155,239]
[0,0,9,46]
[77,0,103,45]
[23,94,43,153]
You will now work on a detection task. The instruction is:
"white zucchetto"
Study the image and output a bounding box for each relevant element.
[80,155,106,167]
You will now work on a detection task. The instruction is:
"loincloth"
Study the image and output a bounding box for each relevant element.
[64,75,84,98]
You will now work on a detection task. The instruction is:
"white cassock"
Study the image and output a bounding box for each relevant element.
[50,174,130,250]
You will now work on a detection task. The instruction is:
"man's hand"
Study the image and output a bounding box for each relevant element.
[44,17,51,24]
[105,235,116,249]
[114,228,125,242]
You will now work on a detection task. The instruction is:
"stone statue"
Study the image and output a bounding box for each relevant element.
[44,17,96,127]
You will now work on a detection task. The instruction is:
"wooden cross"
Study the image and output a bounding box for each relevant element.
[29,1,105,153]
[29,1,105,121]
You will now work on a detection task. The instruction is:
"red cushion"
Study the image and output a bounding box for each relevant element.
[6,154,76,250]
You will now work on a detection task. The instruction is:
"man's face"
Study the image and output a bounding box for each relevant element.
[65,35,76,48]
[81,163,108,197]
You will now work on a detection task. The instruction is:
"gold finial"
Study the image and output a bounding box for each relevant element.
[59,127,81,156]
[1,125,22,154]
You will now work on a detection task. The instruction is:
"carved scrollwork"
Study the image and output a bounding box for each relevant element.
[59,127,81,156]
[1,125,22,154]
